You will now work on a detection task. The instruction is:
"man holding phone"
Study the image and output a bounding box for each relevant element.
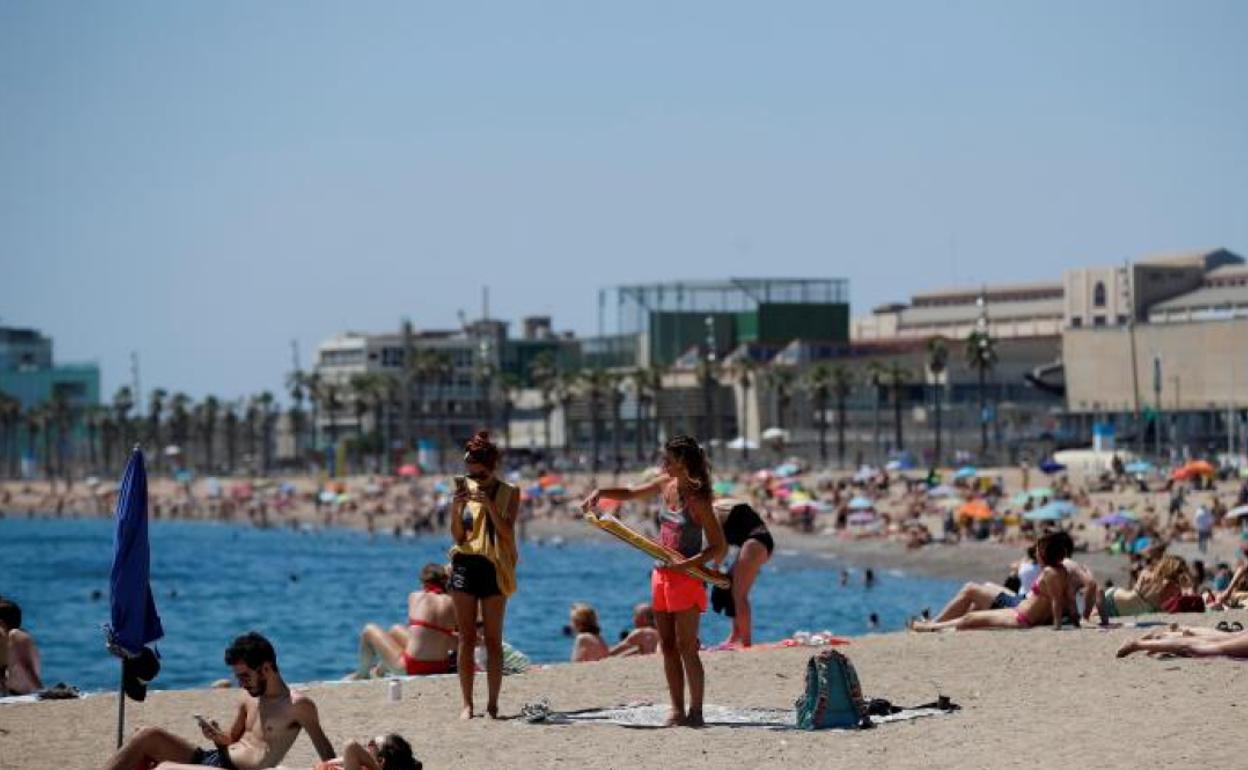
[102,632,335,770]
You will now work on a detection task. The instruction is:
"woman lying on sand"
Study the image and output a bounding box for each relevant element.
[1117,623,1248,659]
[912,533,1078,632]
[301,734,421,770]
[350,563,457,678]
[1097,555,1190,619]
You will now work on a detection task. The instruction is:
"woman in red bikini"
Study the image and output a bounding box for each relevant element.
[911,533,1078,632]
[582,435,727,727]
[350,563,458,678]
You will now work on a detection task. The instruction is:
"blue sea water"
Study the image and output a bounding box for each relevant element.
[0,517,961,693]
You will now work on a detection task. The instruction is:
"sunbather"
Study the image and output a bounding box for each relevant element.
[609,603,661,657]
[912,533,1078,632]
[1117,623,1248,659]
[280,734,421,770]
[0,596,42,696]
[351,563,457,678]
[568,603,609,662]
[1097,554,1190,619]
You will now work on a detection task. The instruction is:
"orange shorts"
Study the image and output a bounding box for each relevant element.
[651,567,707,613]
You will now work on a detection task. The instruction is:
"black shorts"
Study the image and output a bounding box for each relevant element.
[451,554,502,598]
[190,747,236,769]
[747,531,775,556]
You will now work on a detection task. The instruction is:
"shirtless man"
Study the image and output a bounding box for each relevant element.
[103,632,335,770]
[609,603,661,657]
[1,597,43,695]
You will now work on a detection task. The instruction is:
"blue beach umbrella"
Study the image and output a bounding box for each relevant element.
[106,448,164,745]
[1024,500,1076,522]
[1039,459,1066,475]
[1124,460,1153,474]
[848,495,874,511]
[953,466,978,480]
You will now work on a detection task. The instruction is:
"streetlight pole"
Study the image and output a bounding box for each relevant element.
[1123,261,1143,457]
[975,292,989,459]
[703,316,716,453]
[1153,355,1162,459]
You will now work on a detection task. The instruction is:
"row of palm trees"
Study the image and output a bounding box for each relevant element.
[0,329,999,480]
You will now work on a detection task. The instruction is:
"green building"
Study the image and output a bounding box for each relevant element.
[600,278,850,367]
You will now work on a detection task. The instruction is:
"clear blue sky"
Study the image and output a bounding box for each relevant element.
[2,1,1245,404]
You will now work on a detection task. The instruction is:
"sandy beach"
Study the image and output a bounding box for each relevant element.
[3,608,1247,770]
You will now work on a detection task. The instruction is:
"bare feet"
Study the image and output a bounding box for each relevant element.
[684,709,705,728]
[663,709,686,727]
[487,703,500,719]
[460,705,475,720]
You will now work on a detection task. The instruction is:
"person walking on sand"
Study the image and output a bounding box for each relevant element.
[102,632,335,770]
[582,435,727,727]
[448,431,518,720]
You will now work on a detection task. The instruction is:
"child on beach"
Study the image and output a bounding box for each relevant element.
[582,435,727,726]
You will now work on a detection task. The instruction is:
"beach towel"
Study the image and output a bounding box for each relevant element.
[516,701,956,730]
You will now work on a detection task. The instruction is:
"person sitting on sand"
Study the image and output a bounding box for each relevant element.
[569,603,610,662]
[1097,554,1190,619]
[609,603,661,657]
[0,596,42,696]
[1205,547,1248,609]
[351,563,457,678]
[912,533,1078,632]
[103,632,334,770]
[298,734,421,770]
[1117,623,1248,659]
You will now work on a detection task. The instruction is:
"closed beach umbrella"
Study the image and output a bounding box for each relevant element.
[848,495,874,511]
[106,448,164,745]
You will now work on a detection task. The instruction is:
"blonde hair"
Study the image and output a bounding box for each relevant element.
[1137,555,1191,603]
[570,603,601,635]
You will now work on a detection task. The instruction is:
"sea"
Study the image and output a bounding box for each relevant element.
[0,517,961,693]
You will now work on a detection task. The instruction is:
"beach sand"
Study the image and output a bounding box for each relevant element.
[4,610,1247,770]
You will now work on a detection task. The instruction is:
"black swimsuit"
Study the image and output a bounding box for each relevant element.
[722,503,774,555]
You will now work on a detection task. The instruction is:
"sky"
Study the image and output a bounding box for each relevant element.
[2,1,1246,405]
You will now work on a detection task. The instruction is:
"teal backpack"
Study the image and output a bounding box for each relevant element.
[794,648,869,729]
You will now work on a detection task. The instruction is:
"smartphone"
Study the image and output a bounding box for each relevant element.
[453,476,467,495]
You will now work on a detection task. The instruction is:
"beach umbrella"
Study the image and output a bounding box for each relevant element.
[1094,511,1139,527]
[397,463,419,477]
[1226,505,1248,520]
[927,484,958,498]
[726,436,760,451]
[1124,460,1153,474]
[953,466,978,480]
[539,474,563,488]
[957,499,994,520]
[848,495,874,511]
[761,427,790,442]
[105,448,164,747]
[1183,460,1217,476]
[852,465,877,482]
[1024,501,1076,521]
[1027,487,1054,500]
[774,463,800,478]
[545,485,566,496]
[1039,459,1066,475]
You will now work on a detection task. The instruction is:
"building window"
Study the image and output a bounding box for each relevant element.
[1093,315,1107,327]
[1071,316,1082,328]
[1093,282,1107,308]
[1116,314,1128,326]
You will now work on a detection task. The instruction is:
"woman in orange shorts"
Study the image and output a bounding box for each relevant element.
[583,435,727,727]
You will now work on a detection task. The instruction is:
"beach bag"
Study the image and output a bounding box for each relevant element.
[794,649,869,729]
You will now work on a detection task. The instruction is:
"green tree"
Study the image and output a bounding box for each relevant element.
[802,363,833,464]
[286,369,307,461]
[577,368,613,474]
[727,357,758,464]
[223,401,239,473]
[112,386,135,454]
[147,388,167,469]
[883,362,912,451]
[764,366,796,432]
[199,396,220,473]
[966,328,997,457]
[499,372,523,453]
[0,392,20,477]
[529,351,560,459]
[254,391,276,475]
[927,336,950,466]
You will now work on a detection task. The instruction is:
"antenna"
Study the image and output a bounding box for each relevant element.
[290,339,301,374]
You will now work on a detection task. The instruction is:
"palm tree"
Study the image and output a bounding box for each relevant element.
[829,364,855,468]
[200,396,220,473]
[529,352,559,460]
[883,362,912,451]
[966,328,997,457]
[866,361,885,463]
[802,363,833,464]
[764,366,796,433]
[728,358,758,464]
[112,386,135,452]
[286,369,307,461]
[26,403,47,478]
[169,392,192,458]
[555,371,578,463]
[50,389,73,483]
[577,368,613,474]
[147,388,167,469]
[696,356,720,446]
[82,403,106,475]
[927,336,950,466]
[609,373,625,475]
[349,373,375,471]
[0,392,22,477]
[302,370,322,455]
[254,391,276,475]
[408,349,450,459]
[223,401,239,474]
[498,372,523,453]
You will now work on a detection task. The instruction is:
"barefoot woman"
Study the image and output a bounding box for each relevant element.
[583,435,727,726]
[448,432,517,719]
